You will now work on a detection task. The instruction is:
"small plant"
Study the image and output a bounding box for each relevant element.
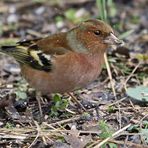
[5,122,14,129]
[128,121,148,144]
[50,94,69,117]
[107,105,116,113]
[13,79,29,103]
[96,0,108,22]
[99,120,117,148]
[99,120,113,138]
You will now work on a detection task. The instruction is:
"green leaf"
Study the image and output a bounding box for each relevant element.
[65,8,77,21]
[50,94,69,117]
[97,0,108,22]
[107,0,117,17]
[5,122,14,129]
[119,30,134,39]
[99,120,113,138]
[15,91,27,100]
[127,124,139,132]
[108,143,118,148]
[126,85,148,103]
[53,94,61,102]
[140,129,148,144]
[107,105,116,113]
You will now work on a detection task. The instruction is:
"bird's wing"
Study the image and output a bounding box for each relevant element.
[0,33,72,72]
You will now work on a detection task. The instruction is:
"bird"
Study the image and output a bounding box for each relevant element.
[0,19,123,95]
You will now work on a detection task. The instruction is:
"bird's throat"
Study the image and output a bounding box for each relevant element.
[66,31,89,54]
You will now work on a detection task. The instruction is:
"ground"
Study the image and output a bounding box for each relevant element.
[0,0,148,147]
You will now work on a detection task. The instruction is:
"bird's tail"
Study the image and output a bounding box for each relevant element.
[0,45,30,65]
[0,44,52,72]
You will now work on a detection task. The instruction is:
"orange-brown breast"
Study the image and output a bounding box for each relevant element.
[21,51,104,94]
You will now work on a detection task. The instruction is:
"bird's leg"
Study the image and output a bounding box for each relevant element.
[36,91,43,120]
[67,92,86,111]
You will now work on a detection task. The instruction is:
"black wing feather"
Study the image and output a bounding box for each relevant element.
[0,39,52,72]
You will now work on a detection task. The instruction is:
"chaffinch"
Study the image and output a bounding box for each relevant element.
[0,19,122,95]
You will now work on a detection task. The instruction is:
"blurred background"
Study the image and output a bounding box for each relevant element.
[0,0,147,39]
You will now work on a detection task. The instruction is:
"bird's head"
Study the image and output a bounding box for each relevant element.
[67,19,123,54]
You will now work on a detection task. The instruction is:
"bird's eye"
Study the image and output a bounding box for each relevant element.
[94,30,101,36]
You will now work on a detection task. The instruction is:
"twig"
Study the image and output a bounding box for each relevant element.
[0,134,27,140]
[67,92,86,111]
[107,97,127,107]
[124,62,141,91]
[65,108,76,114]
[139,114,148,129]
[49,115,80,126]
[89,123,131,148]
[110,140,148,148]
[28,121,41,148]
[36,92,43,120]
[104,53,117,99]
[27,29,44,38]
[104,53,122,128]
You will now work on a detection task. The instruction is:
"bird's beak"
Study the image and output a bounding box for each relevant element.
[104,33,124,46]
